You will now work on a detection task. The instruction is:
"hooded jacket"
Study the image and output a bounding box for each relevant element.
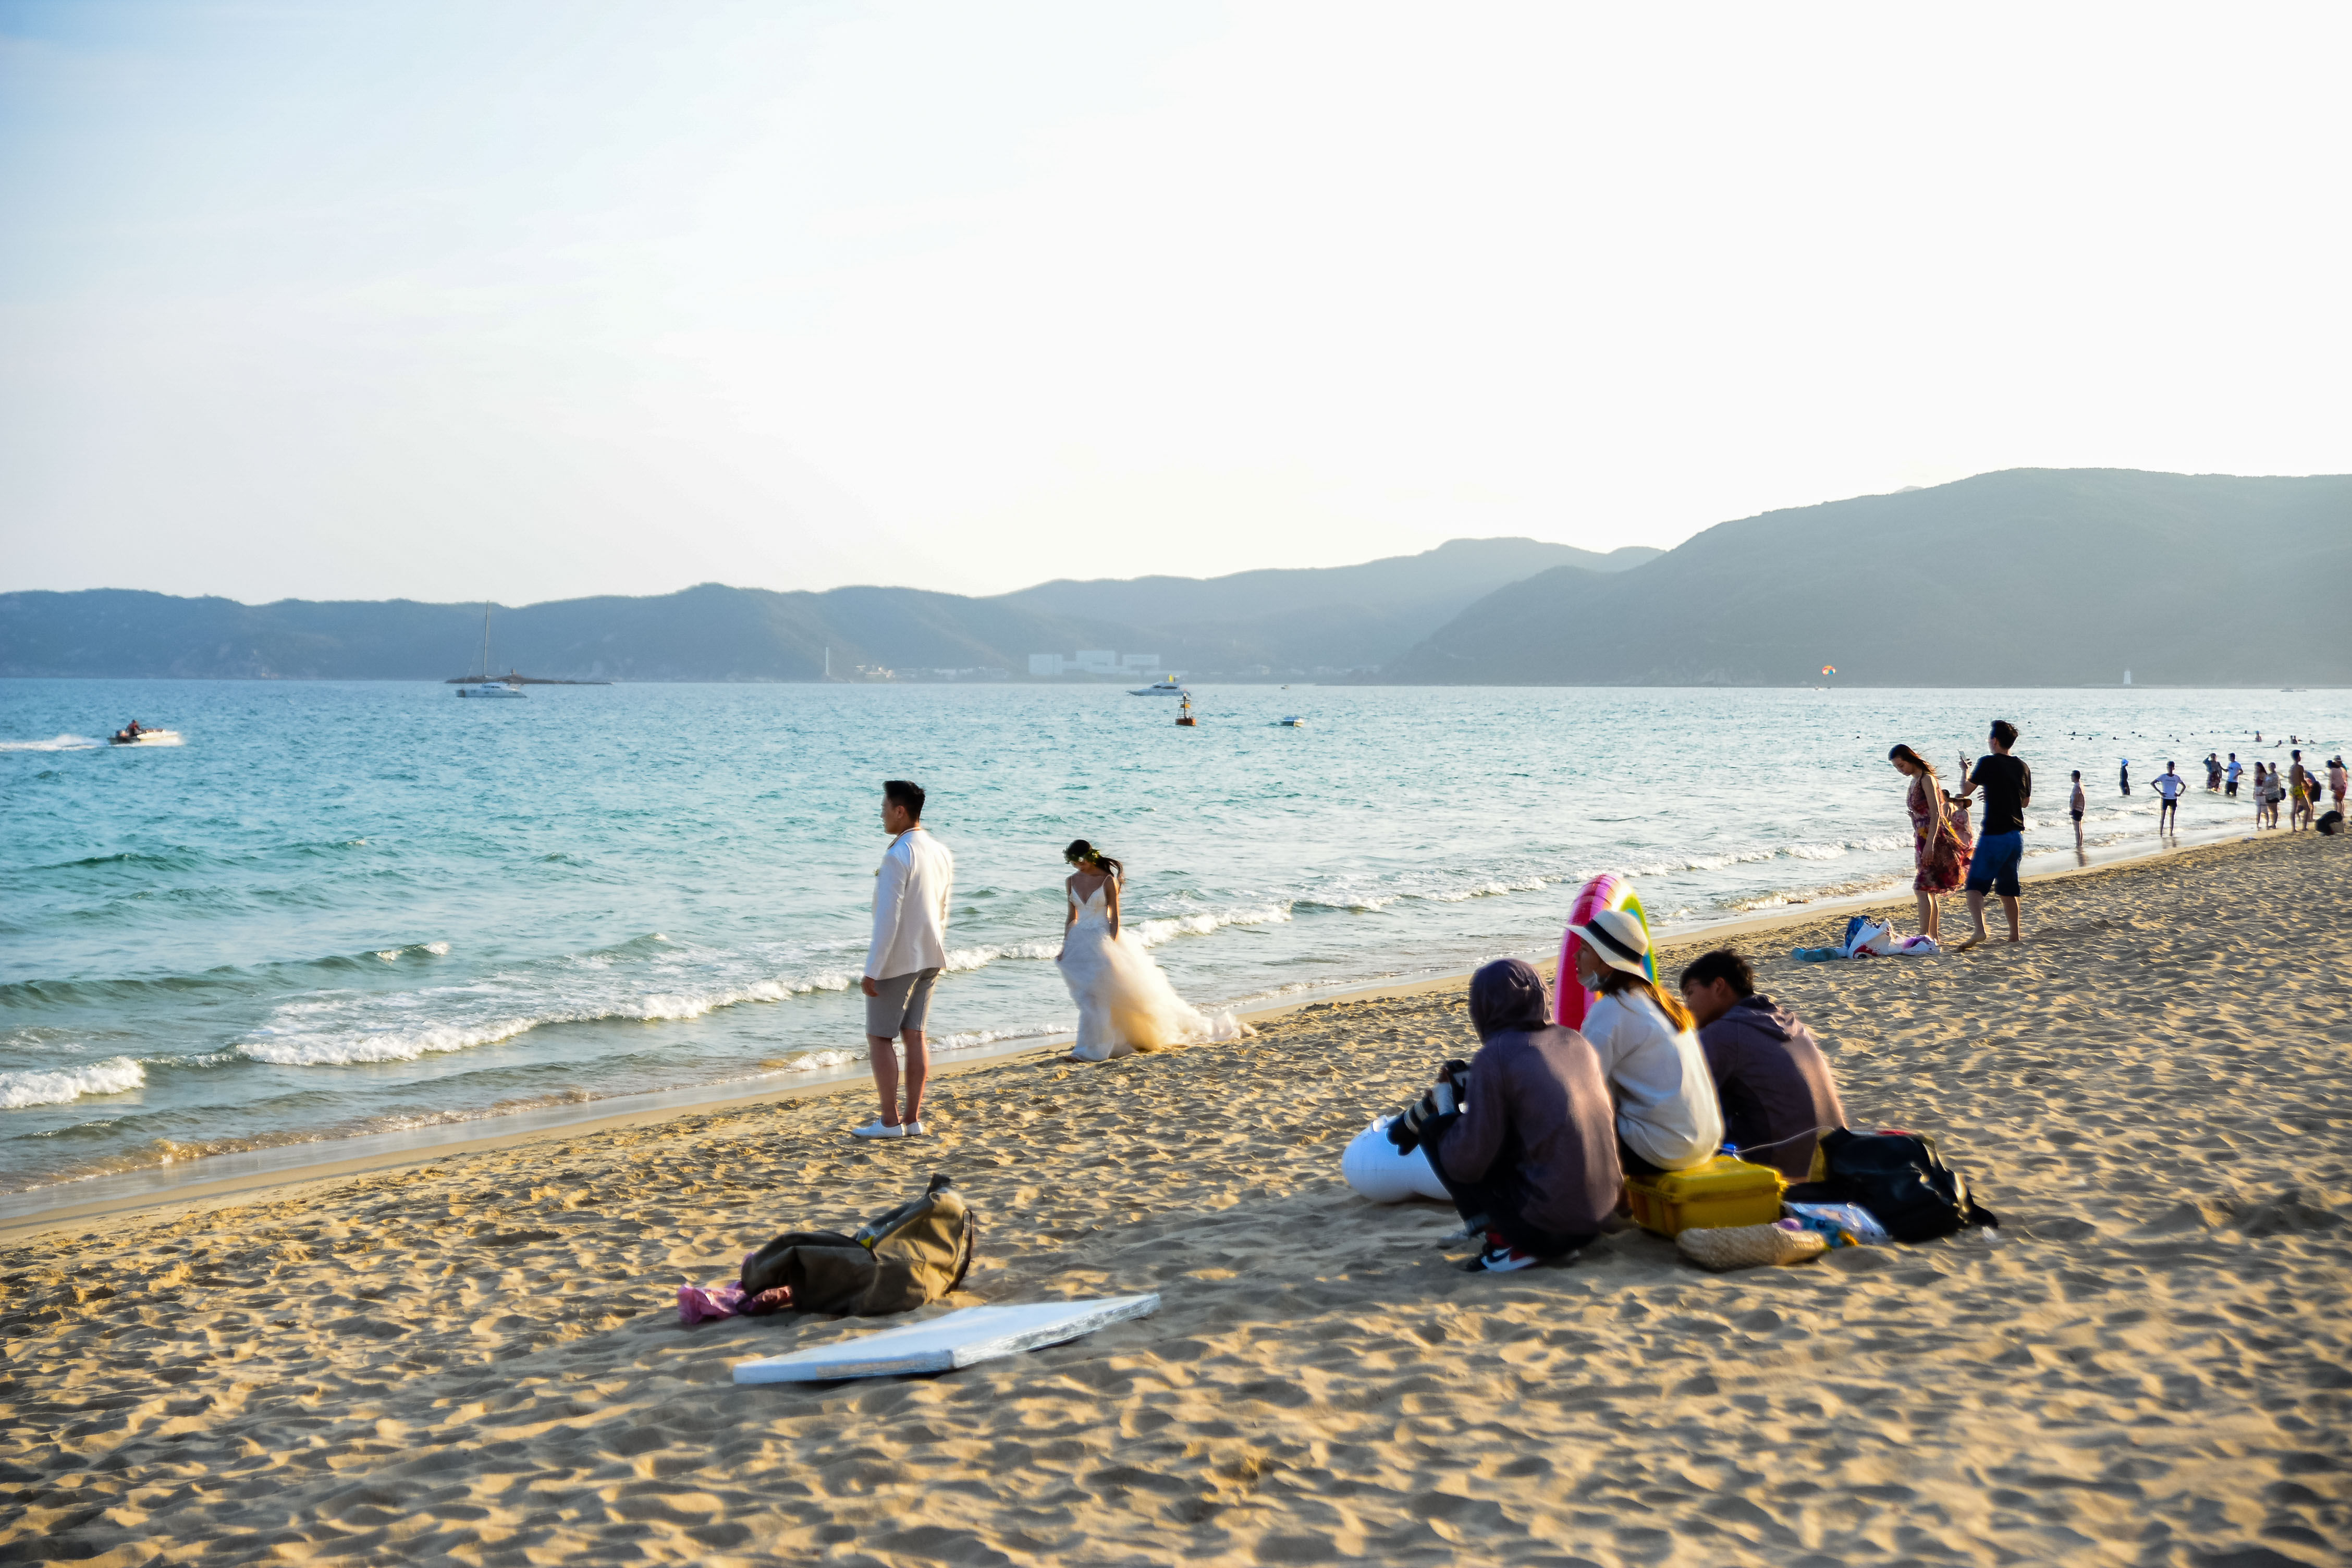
[1430,960,1621,1243]
[1697,994,1846,1180]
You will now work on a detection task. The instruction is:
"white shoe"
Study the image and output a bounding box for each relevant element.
[904,1120,927,1137]
[850,1120,906,1140]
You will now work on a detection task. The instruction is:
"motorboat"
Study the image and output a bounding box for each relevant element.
[1128,680,1185,696]
[1275,715,1306,728]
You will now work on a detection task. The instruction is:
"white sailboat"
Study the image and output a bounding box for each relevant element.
[456,604,525,698]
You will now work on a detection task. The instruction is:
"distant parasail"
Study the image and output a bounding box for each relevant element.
[1821,665,1836,675]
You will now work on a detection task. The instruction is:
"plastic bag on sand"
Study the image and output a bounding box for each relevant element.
[1677,1221,1828,1271]
[679,1281,745,1325]
[1343,1116,1450,1203]
[1784,1199,1893,1246]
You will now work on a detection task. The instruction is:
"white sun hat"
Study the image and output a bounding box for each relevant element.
[1570,906,1652,978]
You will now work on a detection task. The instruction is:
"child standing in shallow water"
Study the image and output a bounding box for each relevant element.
[2070,770,2086,850]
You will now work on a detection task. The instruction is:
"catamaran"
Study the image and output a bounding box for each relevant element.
[455,604,525,698]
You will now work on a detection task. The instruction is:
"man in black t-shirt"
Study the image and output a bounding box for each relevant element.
[1954,718,2031,947]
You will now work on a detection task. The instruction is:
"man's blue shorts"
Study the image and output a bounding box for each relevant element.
[1966,830,2024,897]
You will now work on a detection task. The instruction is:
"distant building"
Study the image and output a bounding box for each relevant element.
[1030,650,1161,678]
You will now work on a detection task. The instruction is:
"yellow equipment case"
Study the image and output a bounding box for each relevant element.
[1626,1155,1786,1237]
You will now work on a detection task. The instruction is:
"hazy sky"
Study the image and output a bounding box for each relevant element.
[3,2,2347,606]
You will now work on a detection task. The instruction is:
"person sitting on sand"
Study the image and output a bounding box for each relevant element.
[1679,949,1845,1181]
[1568,908,1724,1174]
[1413,959,1622,1273]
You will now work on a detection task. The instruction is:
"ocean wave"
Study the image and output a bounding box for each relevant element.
[0,733,103,753]
[0,1056,146,1109]
[932,1025,1065,1052]
[238,1018,537,1067]
[759,1048,863,1074]
[1428,876,1550,904]
[236,964,865,1067]
[1722,872,1907,913]
[1133,902,1293,947]
[944,940,1060,972]
[1618,848,1776,877]
[0,940,464,1006]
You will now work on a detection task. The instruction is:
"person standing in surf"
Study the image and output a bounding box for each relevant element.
[2154,761,2185,835]
[854,780,954,1140]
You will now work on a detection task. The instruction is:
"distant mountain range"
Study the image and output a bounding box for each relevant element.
[1383,469,2350,686]
[5,470,2342,684]
[0,538,1655,682]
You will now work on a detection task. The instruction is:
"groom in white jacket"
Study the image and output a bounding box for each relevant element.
[854,779,954,1139]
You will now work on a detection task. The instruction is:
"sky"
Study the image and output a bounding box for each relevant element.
[2,2,2347,607]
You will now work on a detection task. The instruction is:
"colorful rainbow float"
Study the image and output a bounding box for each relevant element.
[1553,872,1655,1030]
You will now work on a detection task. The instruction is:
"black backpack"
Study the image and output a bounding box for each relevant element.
[1787,1129,2000,1243]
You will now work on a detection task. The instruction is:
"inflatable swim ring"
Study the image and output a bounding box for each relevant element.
[1341,1116,1450,1203]
[1553,873,1655,1031]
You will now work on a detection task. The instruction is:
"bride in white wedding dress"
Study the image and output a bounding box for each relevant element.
[1055,840,1250,1061]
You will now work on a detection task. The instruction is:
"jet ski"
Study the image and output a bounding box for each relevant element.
[109,725,180,745]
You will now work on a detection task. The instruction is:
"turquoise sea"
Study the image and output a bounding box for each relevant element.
[3,680,2342,1204]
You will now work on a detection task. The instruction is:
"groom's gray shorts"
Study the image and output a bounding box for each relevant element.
[866,967,941,1039]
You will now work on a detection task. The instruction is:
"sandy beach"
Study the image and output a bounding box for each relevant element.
[4,830,2347,1566]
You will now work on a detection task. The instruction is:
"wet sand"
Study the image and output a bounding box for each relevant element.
[3,831,2347,1566]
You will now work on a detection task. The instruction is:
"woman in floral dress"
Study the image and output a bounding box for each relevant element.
[1889,744,1968,941]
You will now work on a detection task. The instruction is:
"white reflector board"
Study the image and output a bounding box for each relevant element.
[732,1294,1160,1385]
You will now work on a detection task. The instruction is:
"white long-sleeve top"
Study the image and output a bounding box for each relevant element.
[1580,988,1725,1171]
[866,827,954,981]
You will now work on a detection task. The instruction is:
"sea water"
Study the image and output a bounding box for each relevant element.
[3,680,2341,1200]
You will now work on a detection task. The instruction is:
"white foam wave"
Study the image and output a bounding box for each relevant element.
[932,1025,1065,1053]
[1133,903,1293,947]
[239,1018,534,1067]
[0,1056,146,1108]
[1619,848,1778,877]
[1429,876,1549,904]
[0,733,103,753]
[374,940,455,963]
[1785,842,1848,861]
[764,1047,861,1074]
[944,940,1060,972]
[239,965,863,1067]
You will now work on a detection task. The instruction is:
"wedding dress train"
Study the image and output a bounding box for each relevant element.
[1057,888,1249,1061]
